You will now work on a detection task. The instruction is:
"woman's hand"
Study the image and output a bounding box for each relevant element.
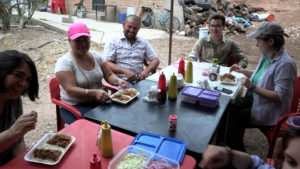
[8,111,37,139]
[199,145,230,169]
[241,77,251,88]
[94,89,111,103]
[118,79,129,89]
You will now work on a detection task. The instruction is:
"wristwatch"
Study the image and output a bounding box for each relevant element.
[249,84,256,91]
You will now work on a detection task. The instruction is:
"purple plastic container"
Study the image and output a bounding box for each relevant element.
[181,86,203,104]
[197,89,221,108]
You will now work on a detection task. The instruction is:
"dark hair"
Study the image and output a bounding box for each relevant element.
[257,34,285,49]
[125,15,141,26]
[0,50,39,101]
[209,13,225,26]
[276,127,300,163]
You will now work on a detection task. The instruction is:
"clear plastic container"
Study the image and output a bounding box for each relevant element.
[181,86,203,104]
[108,146,179,169]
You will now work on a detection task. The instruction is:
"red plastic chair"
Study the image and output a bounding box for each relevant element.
[262,112,300,158]
[49,77,82,131]
[262,76,300,158]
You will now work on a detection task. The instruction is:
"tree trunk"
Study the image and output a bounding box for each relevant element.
[0,1,11,31]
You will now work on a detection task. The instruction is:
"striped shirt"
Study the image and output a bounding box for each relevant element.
[104,34,157,80]
[189,35,248,68]
[250,48,297,126]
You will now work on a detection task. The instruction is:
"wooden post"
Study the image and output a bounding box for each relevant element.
[168,0,174,65]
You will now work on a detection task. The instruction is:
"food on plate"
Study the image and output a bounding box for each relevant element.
[220,73,236,82]
[122,88,138,97]
[116,153,148,169]
[112,93,131,101]
[46,133,72,148]
[33,148,62,162]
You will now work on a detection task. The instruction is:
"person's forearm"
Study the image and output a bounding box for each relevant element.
[12,138,26,157]
[144,58,159,74]
[0,129,20,153]
[251,86,281,103]
[107,61,129,74]
[239,69,253,77]
[232,150,253,169]
[106,73,122,86]
[199,57,210,63]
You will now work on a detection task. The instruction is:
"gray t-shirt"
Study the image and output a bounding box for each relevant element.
[0,98,23,165]
[54,51,105,105]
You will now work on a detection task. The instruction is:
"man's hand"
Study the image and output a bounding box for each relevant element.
[199,145,230,169]
[230,65,241,72]
[9,112,37,139]
[138,70,149,80]
[124,69,137,82]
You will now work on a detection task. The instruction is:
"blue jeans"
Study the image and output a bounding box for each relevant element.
[60,103,97,124]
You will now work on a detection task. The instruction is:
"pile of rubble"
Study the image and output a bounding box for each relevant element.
[179,0,271,37]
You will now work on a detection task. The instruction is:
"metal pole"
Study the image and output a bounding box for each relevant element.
[168,0,174,65]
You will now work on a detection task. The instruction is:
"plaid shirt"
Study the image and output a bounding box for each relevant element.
[189,35,248,68]
[104,34,157,80]
[250,49,297,126]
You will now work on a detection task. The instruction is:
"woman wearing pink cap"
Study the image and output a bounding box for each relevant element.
[55,22,128,124]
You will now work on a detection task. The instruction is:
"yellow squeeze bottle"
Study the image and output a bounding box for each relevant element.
[185,59,193,83]
[168,73,177,99]
[100,120,113,157]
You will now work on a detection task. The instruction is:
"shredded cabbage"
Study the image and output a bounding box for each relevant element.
[116,153,148,169]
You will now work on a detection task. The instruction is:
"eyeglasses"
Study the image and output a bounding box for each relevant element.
[210,24,223,29]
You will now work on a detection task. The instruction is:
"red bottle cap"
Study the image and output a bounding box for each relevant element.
[178,58,185,77]
[90,153,101,169]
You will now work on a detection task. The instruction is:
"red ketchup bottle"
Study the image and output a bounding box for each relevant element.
[90,153,101,169]
[178,57,185,78]
[157,71,167,103]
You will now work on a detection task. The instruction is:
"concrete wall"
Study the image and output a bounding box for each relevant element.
[67,0,184,28]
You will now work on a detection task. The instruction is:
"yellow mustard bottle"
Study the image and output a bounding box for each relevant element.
[100,120,113,157]
[185,59,193,83]
[168,73,177,99]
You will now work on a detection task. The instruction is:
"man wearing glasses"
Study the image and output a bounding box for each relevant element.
[189,14,248,68]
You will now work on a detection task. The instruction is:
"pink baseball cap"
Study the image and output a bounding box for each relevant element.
[68,22,91,40]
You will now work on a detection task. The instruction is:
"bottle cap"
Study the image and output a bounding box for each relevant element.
[101,120,110,130]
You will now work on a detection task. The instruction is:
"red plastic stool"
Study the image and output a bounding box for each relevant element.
[50,0,67,14]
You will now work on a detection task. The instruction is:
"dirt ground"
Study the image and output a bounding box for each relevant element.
[1,0,300,160]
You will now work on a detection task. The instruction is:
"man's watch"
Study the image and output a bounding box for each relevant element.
[249,84,256,91]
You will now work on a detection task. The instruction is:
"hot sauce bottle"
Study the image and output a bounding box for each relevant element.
[157,71,167,103]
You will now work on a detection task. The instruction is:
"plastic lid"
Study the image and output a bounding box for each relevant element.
[169,115,177,120]
[181,86,203,97]
[130,132,187,163]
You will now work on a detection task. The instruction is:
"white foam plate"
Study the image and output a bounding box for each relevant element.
[220,78,238,85]
[110,89,140,104]
[24,133,75,165]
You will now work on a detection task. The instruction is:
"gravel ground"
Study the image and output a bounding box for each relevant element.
[1,0,300,161]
